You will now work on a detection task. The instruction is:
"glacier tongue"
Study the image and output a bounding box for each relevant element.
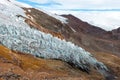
[0,23,108,73]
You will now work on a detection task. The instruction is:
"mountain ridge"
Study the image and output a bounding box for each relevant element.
[23,8,120,56]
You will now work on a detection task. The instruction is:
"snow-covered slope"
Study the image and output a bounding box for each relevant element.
[0,0,27,24]
[0,0,110,77]
[37,8,68,23]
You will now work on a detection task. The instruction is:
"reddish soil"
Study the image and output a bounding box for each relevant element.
[0,45,107,80]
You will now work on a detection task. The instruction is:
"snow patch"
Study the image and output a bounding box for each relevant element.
[37,8,68,24]
[28,9,31,12]
[69,26,76,32]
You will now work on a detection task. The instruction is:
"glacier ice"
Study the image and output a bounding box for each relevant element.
[0,23,108,73]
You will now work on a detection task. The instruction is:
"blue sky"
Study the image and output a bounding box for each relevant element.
[17,0,62,9]
[17,0,120,11]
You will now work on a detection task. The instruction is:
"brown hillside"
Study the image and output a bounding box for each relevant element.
[0,45,108,80]
[62,14,120,55]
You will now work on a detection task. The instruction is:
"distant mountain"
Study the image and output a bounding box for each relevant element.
[62,14,120,55]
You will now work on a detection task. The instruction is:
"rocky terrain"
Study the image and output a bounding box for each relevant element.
[62,14,120,55]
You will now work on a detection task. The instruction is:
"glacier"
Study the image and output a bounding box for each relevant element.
[0,0,111,78]
[0,23,108,73]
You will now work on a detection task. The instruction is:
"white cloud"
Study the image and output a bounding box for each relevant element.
[16,0,120,31]
[74,12,120,31]
[49,10,120,31]
[28,0,49,4]
[25,0,120,9]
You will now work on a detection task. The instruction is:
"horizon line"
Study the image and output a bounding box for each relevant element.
[51,9,120,11]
